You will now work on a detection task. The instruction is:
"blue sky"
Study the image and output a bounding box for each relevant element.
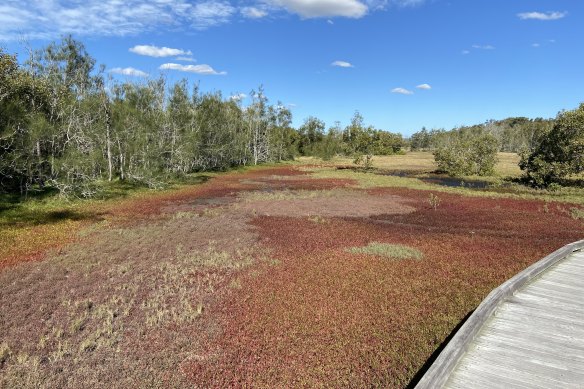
[2,0,583,135]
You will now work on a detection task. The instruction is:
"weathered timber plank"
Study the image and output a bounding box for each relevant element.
[415,241,584,389]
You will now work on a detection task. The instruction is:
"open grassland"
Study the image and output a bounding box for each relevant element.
[1,154,584,388]
[298,151,523,177]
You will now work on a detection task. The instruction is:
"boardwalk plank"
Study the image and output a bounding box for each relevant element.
[416,242,584,389]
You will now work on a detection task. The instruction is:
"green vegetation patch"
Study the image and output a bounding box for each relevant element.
[346,242,423,260]
[570,207,584,220]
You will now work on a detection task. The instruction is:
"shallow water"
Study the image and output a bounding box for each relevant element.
[379,170,493,189]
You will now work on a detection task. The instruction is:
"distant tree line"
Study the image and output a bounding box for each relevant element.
[295,112,404,161]
[409,108,584,185]
[409,117,554,154]
[0,37,405,197]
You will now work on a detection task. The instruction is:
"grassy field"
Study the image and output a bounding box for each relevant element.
[1,153,583,387]
[298,151,523,177]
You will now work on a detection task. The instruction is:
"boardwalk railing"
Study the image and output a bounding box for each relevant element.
[415,239,584,389]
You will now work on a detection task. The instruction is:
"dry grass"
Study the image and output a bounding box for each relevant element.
[299,151,522,177]
[240,188,341,202]
[347,242,424,259]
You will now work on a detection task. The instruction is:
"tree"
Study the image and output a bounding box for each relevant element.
[246,87,271,165]
[0,48,52,194]
[298,116,325,155]
[520,104,584,187]
[434,133,499,176]
[410,127,430,151]
[315,123,343,160]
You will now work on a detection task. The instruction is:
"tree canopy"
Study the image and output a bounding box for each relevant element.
[520,104,584,187]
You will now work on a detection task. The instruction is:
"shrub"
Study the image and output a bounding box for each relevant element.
[433,133,499,176]
[428,193,441,210]
[353,154,374,170]
[520,104,584,187]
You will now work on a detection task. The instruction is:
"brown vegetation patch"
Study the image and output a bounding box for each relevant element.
[239,189,415,218]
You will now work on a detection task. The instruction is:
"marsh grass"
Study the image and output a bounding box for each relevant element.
[307,166,584,204]
[298,151,522,177]
[570,207,584,220]
[241,188,346,202]
[347,242,424,260]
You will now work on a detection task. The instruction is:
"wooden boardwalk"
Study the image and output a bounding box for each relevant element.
[416,240,584,389]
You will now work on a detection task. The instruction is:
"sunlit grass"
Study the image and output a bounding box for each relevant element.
[347,242,424,259]
[240,188,346,202]
[306,166,584,204]
[297,151,523,177]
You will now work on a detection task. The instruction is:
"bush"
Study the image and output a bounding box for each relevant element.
[433,133,499,176]
[520,104,584,187]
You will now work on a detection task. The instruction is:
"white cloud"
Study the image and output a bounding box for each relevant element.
[268,0,368,18]
[0,0,428,40]
[416,83,431,90]
[0,0,237,40]
[517,11,567,21]
[159,63,226,75]
[110,67,149,77]
[331,60,354,68]
[472,44,495,50]
[461,50,470,55]
[130,45,191,57]
[191,1,235,29]
[175,56,197,62]
[327,19,334,24]
[241,6,268,18]
[531,43,541,48]
[391,87,413,95]
[231,93,247,101]
[0,0,424,41]
[391,0,425,6]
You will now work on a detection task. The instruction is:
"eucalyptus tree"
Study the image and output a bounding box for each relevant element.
[167,79,196,173]
[246,87,271,165]
[268,102,295,161]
